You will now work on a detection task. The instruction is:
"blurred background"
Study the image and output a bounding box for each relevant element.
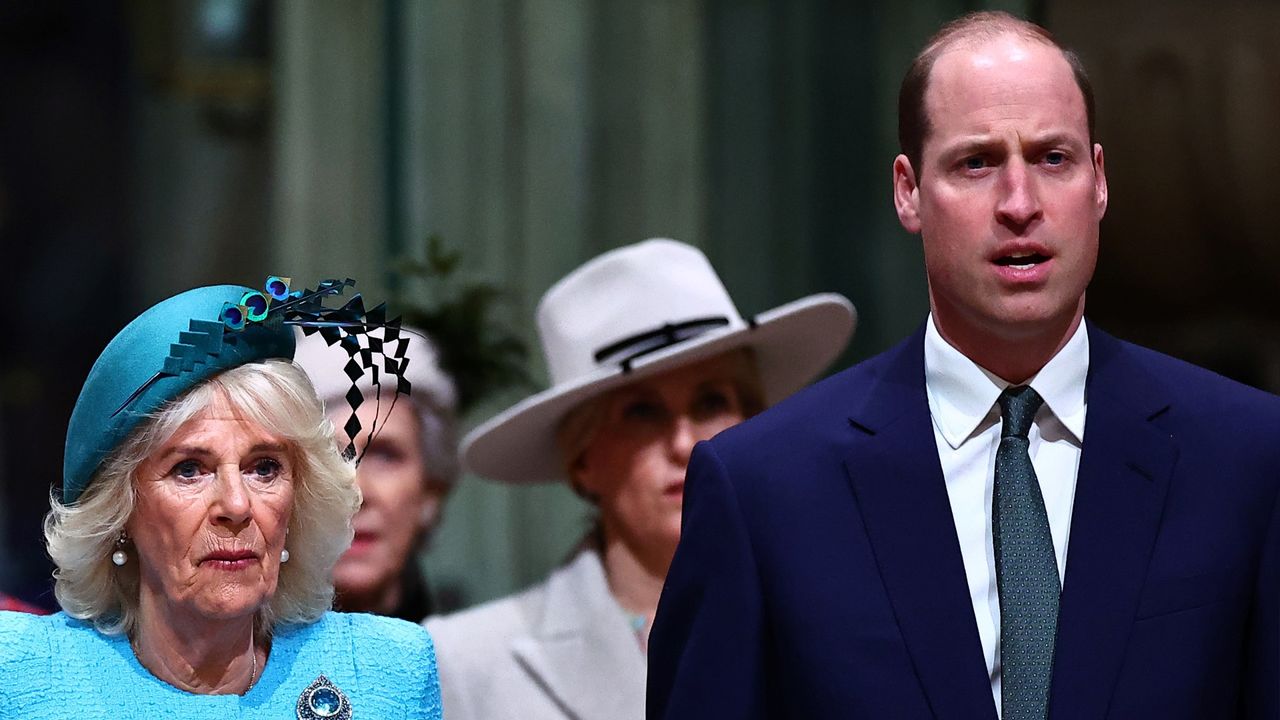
[2,0,1277,612]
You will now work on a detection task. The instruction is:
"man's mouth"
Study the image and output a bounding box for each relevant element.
[994,251,1050,269]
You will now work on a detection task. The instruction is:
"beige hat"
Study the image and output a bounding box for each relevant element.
[461,238,856,483]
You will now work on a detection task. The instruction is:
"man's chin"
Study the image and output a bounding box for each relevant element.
[980,297,1083,338]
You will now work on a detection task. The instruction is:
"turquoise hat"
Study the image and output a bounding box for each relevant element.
[63,285,297,504]
[63,277,412,504]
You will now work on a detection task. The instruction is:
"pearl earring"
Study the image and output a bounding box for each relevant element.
[280,548,290,564]
[111,533,129,567]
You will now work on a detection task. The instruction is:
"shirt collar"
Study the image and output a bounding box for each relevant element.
[1026,317,1089,442]
[924,315,1089,449]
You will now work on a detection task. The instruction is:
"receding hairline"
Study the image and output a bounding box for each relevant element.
[925,31,1084,117]
[898,11,1097,176]
[925,22,1075,109]
[921,13,1059,60]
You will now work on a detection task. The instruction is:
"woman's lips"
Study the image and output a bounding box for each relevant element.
[347,530,379,554]
[201,550,259,570]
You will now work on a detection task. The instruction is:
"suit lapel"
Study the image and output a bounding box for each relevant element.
[1048,326,1178,718]
[844,329,999,720]
[510,549,646,720]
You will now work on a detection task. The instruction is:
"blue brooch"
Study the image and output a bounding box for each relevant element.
[296,675,352,720]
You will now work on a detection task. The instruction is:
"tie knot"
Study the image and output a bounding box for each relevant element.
[998,385,1044,439]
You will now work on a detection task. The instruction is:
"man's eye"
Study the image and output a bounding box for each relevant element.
[964,156,987,170]
[1044,151,1066,166]
[170,460,201,479]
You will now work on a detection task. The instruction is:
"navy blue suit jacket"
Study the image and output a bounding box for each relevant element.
[648,324,1280,719]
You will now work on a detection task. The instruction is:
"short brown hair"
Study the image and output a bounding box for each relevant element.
[897,11,1096,178]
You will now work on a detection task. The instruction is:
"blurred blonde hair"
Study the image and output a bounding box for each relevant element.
[45,359,360,637]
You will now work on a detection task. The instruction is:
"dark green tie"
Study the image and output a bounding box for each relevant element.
[993,385,1059,720]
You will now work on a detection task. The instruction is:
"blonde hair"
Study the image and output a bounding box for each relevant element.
[45,359,360,637]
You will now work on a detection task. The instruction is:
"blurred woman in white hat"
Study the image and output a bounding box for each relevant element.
[426,238,856,720]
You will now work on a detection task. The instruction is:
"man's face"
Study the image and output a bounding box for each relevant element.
[893,34,1108,348]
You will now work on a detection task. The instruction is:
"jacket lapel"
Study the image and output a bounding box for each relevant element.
[510,549,647,720]
[1048,325,1178,718]
[844,329,999,720]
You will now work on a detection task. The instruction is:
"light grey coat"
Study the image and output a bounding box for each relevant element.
[424,548,646,720]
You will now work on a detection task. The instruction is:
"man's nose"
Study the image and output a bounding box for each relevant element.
[213,465,252,528]
[995,161,1042,231]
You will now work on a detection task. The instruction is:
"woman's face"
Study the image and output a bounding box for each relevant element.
[129,392,294,624]
[572,354,749,561]
[330,400,435,603]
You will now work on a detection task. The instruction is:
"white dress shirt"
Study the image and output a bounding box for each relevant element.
[923,315,1088,717]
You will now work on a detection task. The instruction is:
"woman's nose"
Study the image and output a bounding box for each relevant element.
[668,416,698,464]
[212,465,252,527]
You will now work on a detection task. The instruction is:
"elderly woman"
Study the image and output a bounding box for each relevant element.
[426,239,856,719]
[294,329,459,620]
[0,281,442,718]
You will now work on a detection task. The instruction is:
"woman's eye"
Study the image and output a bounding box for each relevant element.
[621,400,665,422]
[693,390,732,416]
[364,441,405,464]
[169,460,202,480]
[249,458,283,481]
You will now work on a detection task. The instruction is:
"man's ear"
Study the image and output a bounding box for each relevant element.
[893,154,922,233]
[1092,142,1108,220]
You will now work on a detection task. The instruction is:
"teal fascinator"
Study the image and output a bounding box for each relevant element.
[63,278,411,504]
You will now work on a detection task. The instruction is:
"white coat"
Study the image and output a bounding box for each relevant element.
[425,548,646,720]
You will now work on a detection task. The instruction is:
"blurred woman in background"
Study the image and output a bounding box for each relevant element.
[294,329,460,620]
[427,238,856,720]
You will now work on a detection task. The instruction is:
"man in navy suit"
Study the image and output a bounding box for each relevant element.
[647,11,1280,720]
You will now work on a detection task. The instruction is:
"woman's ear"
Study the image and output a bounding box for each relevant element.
[567,456,602,504]
[417,487,444,534]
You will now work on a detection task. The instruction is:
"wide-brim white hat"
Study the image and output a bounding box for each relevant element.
[461,238,856,483]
